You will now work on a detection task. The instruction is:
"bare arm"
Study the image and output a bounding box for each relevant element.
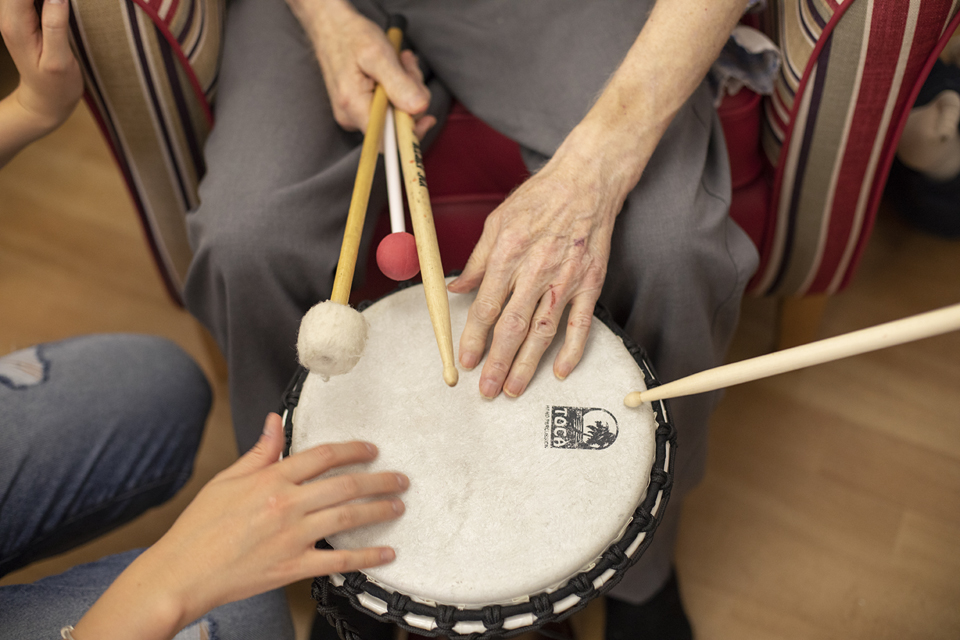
[448,0,749,399]
[0,0,82,167]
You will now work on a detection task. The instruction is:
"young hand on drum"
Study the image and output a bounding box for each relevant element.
[70,413,409,640]
[0,0,84,167]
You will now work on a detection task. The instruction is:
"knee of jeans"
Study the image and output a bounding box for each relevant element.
[141,336,212,418]
[103,335,212,437]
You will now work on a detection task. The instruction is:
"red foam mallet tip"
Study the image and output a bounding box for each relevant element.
[376,232,420,281]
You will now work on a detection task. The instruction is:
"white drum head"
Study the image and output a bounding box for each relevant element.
[290,284,656,607]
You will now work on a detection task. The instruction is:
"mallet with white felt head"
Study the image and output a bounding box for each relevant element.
[297,16,407,379]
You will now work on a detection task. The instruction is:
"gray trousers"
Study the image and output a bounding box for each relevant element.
[184,0,758,603]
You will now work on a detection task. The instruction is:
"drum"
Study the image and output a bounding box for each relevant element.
[282,282,675,639]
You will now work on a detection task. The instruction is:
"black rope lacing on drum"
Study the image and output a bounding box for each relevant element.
[386,592,411,618]
[482,605,503,632]
[436,605,457,634]
[313,577,364,640]
[571,574,595,599]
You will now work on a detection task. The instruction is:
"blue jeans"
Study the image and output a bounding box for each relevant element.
[0,335,295,638]
[0,549,295,640]
[0,334,211,576]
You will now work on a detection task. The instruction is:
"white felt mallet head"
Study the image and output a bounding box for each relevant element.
[297,301,369,380]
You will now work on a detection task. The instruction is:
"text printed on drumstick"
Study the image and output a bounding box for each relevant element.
[411,142,428,187]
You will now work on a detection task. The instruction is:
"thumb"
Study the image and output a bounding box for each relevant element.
[448,224,496,293]
[40,0,75,70]
[219,413,285,479]
[367,51,429,116]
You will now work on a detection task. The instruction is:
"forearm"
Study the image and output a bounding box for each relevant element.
[0,87,59,167]
[555,0,748,206]
[285,0,353,41]
[71,547,192,640]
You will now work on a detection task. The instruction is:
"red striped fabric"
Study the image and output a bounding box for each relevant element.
[839,0,960,291]
[70,0,222,304]
[808,1,909,294]
[131,0,213,125]
[752,0,959,297]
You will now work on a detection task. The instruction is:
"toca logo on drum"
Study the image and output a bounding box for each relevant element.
[544,406,619,450]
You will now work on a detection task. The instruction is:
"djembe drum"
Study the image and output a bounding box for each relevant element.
[282,282,675,639]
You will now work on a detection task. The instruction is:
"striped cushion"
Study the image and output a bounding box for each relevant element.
[755,0,960,296]
[69,0,223,304]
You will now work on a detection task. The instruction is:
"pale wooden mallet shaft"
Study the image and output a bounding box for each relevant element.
[329,23,405,306]
[624,302,960,407]
[394,108,459,387]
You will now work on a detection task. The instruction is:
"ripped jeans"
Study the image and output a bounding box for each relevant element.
[0,335,294,638]
[0,334,211,576]
[0,549,294,640]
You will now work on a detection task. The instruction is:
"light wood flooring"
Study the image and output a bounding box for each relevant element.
[1,102,958,640]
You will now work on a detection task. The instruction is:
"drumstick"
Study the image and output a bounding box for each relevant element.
[329,18,406,305]
[394,92,459,387]
[624,302,960,407]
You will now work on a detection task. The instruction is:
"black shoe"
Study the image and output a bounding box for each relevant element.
[309,604,395,640]
[604,571,693,640]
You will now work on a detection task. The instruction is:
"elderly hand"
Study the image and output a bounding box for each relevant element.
[447,137,624,399]
[287,0,435,137]
[0,0,83,132]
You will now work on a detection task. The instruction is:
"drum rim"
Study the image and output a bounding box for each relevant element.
[281,289,676,640]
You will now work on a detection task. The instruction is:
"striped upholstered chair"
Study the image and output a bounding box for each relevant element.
[751,1,960,345]
[69,0,221,304]
[68,0,960,352]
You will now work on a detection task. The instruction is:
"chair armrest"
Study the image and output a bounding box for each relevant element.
[69,0,226,304]
[754,0,960,297]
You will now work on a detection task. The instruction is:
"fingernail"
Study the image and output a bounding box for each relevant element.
[480,378,500,399]
[395,473,409,489]
[555,363,571,381]
[460,351,478,370]
[365,443,377,456]
[392,499,405,515]
[380,548,396,562]
[503,378,524,398]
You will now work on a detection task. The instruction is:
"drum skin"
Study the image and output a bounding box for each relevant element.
[284,282,675,637]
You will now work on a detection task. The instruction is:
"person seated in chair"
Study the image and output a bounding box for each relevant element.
[185,1,759,637]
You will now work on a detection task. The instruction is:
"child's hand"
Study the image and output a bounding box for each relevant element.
[0,0,83,132]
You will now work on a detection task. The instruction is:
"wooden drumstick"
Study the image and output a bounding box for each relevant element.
[624,302,960,407]
[329,18,406,305]
[394,107,459,387]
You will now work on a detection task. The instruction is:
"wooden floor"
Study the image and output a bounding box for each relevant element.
[1,103,958,640]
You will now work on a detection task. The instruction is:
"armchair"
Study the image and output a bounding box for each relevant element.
[67,0,960,352]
